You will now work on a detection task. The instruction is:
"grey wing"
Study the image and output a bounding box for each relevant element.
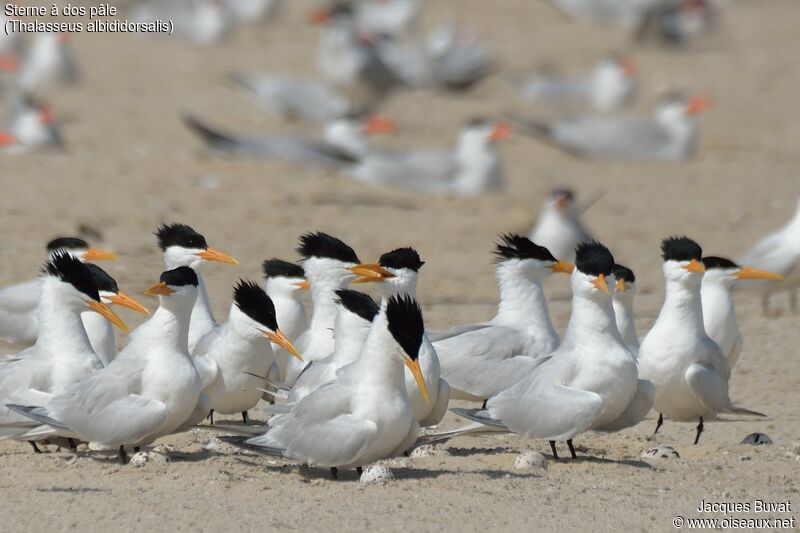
[435,326,545,399]
[419,378,450,427]
[685,363,728,415]
[352,150,458,192]
[0,279,41,344]
[47,358,169,445]
[0,349,52,425]
[487,357,604,440]
[247,382,378,466]
[594,379,654,432]
[426,323,492,342]
[551,116,670,158]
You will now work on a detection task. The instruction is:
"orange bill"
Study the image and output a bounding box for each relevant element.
[622,56,636,76]
[489,121,511,141]
[144,281,174,297]
[108,291,150,315]
[349,263,395,284]
[684,258,705,273]
[308,7,328,24]
[551,260,575,274]
[686,95,710,115]
[262,328,303,362]
[196,247,239,265]
[404,355,429,404]
[735,267,783,281]
[592,273,609,294]
[0,131,14,146]
[615,278,628,292]
[87,300,129,333]
[364,115,396,135]
[292,279,311,289]
[82,247,118,261]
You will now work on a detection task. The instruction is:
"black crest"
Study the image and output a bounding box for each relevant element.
[613,264,635,284]
[494,234,557,263]
[46,237,88,251]
[335,289,379,323]
[702,256,738,270]
[85,264,119,293]
[379,247,425,272]
[575,241,614,276]
[262,259,305,279]
[661,236,702,262]
[296,232,360,264]
[42,252,100,301]
[155,223,208,251]
[233,280,278,331]
[160,266,199,287]
[385,295,424,361]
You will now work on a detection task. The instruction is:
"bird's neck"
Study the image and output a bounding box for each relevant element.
[35,287,95,356]
[379,282,417,308]
[700,282,736,337]
[81,310,116,365]
[330,318,370,365]
[493,269,556,338]
[140,298,193,354]
[190,272,217,338]
[308,283,342,335]
[657,280,705,333]
[612,295,638,349]
[352,317,406,392]
[563,293,620,346]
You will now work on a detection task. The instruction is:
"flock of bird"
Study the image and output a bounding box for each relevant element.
[0,188,798,476]
[2,0,716,197]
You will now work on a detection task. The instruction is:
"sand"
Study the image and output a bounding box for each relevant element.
[1,0,799,531]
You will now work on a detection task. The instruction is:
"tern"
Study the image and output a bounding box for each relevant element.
[0,253,127,448]
[638,237,766,444]
[81,264,150,366]
[0,94,63,152]
[511,54,636,112]
[183,111,394,168]
[239,295,428,479]
[352,247,449,426]
[0,237,117,346]
[155,223,239,353]
[434,235,573,404]
[194,280,303,424]
[348,118,510,197]
[736,194,800,315]
[700,256,782,369]
[455,242,653,459]
[529,188,593,262]
[512,93,709,162]
[263,259,309,381]
[9,267,205,464]
[284,289,378,404]
[281,232,378,385]
[16,32,79,93]
[612,264,639,356]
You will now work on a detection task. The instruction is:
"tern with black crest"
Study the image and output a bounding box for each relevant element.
[612,264,639,356]
[529,189,593,262]
[263,259,309,381]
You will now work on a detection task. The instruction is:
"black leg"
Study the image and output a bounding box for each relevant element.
[567,439,577,459]
[29,441,42,454]
[134,447,141,453]
[68,438,77,451]
[330,467,338,480]
[481,399,487,410]
[242,411,248,424]
[118,446,128,465]
[356,467,363,476]
[653,413,664,437]
[693,416,704,445]
[549,440,559,460]
[207,409,215,425]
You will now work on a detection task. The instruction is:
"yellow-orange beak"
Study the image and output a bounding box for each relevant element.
[735,267,783,281]
[551,259,575,274]
[87,300,129,333]
[615,278,628,292]
[292,279,311,290]
[364,114,396,135]
[82,248,118,261]
[489,121,512,141]
[592,273,609,294]
[196,247,239,265]
[404,355,429,404]
[686,95,710,115]
[621,56,636,76]
[144,281,175,297]
[684,259,705,273]
[108,291,150,315]
[262,328,303,362]
[349,263,395,284]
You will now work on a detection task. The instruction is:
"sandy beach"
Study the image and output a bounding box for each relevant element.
[1,0,799,530]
